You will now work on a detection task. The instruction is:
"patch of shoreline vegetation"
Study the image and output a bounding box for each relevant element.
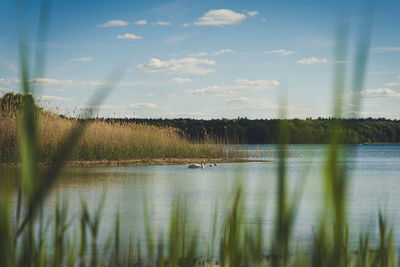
[0,93,224,163]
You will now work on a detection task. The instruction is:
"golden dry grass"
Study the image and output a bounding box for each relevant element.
[0,109,223,163]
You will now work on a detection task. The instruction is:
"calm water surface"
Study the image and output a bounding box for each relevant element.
[2,144,400,251]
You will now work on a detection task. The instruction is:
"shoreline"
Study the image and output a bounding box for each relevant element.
[1,158,272,167]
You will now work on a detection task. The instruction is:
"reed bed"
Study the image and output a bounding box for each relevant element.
[0,106,224,163]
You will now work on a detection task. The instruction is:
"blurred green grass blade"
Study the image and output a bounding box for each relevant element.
[143,192,155,264]
[17,70,125,237]
[208,200,219,259]
[33,0,52,82]
[114,208,120,265]
[273,117,289,263]
[273,94,305,266]
[79,199,88,267]
[18,1,39,216]
[350,0,376,116]
[0,186,12,267]
[17,0,126,238]
[331,23,348,121]
[322,20,350,267]
[219,186,244,266]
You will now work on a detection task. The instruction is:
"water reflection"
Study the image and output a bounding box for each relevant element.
[1,144,400,250]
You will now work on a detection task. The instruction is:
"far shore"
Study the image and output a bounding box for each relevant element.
[1,158,272,167]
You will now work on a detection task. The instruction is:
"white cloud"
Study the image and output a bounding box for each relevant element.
[80,81,107,87]
[333,60,348,64]
[224,97,292,111]
[83,103,150,111]
[235,79,279,88]
[129,103,159,109]
[363,101,380,108]
[194,9,246,26]
[166,34,190,44]
[80,101,163,112]
[241,51,258,56]
[187,52,208,57]
[1,77,106,88]
[117,33,143,40]
[0,87,16,93]
[152,21,171,26]
[261,18,267,22]
[36,95,73,102]
[135,20,147,25]
[348,88,400,98]
[160,111,206,118]
[385,82,400,87]
[373,47,400,53]
[181,23,190,27]
[264,49,295,56]
[30,78,76,86]
[212,49,235,56]
[0,78,20,85]
[169,77,192,84]
[145,93,155,97]
[69,57,93,62]
[1,77,160,89]
[346,100,380,109]
[28,78,108,87]
[385,75,400,86]
[2,60,18,72]
[137,57,216,75]
[80,105,127,110]
[296,57,330,65]
[225,97,273,110]
[246,11,259,17]
[97,20,129,28]
[185,78,280,96]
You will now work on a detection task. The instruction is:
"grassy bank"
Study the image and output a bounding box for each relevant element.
[0,96,224,163]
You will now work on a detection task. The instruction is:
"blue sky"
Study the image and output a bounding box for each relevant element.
[1,0,400,119]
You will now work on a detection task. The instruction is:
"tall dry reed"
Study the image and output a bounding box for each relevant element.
[0,107,223,163]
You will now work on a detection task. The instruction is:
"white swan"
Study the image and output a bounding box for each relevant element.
[187,161,205,169]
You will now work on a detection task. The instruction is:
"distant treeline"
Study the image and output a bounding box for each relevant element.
[97,117,400,144]
[3,92,399,144]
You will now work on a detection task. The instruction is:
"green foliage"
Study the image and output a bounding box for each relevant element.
[0,92,41,113]
[118,117,400,144]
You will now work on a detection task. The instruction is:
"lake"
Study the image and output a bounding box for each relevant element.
[1,144,400,253]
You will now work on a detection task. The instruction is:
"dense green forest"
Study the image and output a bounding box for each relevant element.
[2,92,400,144]
[101,117,400,144]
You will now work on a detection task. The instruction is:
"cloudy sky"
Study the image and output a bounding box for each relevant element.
[1,0,400,119]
